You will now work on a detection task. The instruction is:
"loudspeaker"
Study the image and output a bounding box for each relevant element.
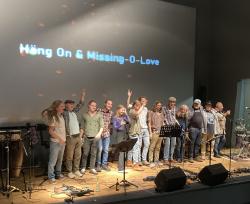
[198,163,228,186]
[154,167,187,192]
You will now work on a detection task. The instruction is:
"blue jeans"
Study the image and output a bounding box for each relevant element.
[97,136,110,166]
[48,141,65,179]
[139,128,150,162]
[214,134,226,156]
[163,137,176,160]
[188,127,202,159]
[176,134,185,161]
[127,135,140,163]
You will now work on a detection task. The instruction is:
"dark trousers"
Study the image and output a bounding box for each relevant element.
[81,137,99,170]
[188,127,202,159]
[114,130,128,171]
[176,134,185,161]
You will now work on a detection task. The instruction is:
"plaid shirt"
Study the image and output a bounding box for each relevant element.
[99,108,113,138]
[162,106,176,125]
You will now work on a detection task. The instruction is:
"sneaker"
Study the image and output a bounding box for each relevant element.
[138,162,143,166]
[156,161,163,166]
[118,169,127,173]
[49,178,56,184]
[169,159,178,163]
[163,160,169,165]
[96,165,102,172]
[133,164,144,171]
[142,160,150,166]
[74,171,83,177]
[68,172,76,179]
[56,174,64,179]
[149,163,156,168]
[214,154,221,158]
[188,158,194,163]
[80,168,86,174]
[126,160,133,167]
[102,165,111,171]
[194,157,203,162]
[90,169,98,175]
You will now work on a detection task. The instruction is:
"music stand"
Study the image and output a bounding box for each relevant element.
[160,124,182,168]
[109,138,138,189]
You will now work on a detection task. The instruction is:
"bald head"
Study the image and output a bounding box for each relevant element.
[216,102,224,111]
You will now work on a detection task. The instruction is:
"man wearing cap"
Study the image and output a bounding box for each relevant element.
[64,90,85,179]
[188,99,206,162]
[213,102,230,158]
[162,97,178,164]
[200,101,216,160]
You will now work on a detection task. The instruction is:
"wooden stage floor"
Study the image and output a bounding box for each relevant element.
[0,151,250,204]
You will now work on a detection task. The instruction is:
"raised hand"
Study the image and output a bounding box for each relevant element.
[128,89,133,97]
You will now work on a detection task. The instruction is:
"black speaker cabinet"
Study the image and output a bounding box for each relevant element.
[198,163,228,186]
[154,167,187,192]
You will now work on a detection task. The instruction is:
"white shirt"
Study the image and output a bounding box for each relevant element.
[49,115,66,143]
[68,112,80,135]
[139,107,148,129]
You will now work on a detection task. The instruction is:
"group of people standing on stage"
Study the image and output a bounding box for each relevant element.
[41,89,230,183]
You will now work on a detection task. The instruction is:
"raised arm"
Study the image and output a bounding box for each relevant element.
[127,89,132,108]
[74,89,86,113]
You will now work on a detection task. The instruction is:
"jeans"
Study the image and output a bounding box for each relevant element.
[48,141,65,179]
[214,134,226,156]
[97,136,110,166]
[81,137,99,170]
[139,128,150,162]
[188,127,202,159]
[176,134,185,161]
[148,133,163,163]
[163,137,176,160]
[127,135,140,163]
[65,135,82,172]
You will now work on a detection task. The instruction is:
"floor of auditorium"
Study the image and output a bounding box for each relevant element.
[0,149,250,204]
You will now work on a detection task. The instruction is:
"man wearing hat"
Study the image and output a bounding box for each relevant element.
[162,97,178,164]
[188,99,206,162]
[200,101,216,160]
[64,90,86,178]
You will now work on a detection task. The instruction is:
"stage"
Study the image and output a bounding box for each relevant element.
[1,152,250,204]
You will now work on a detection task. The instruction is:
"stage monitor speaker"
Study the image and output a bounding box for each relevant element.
[198,163,228,186]
[154,167,187,192]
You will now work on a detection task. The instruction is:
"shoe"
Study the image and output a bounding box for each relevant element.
[133,164,144,171]
[177,159,183,163]
[169,159,178,163]
[194,157,203,162]
[90,169,98,175]
[80,168,86,174]
[163,160,169,165]
[149,163,156,168]
[68,172,76,179]
[156,161,163,166]
[126,160,133,167]
[142,160,150,166]
[74,171,83,177]
[188,159,194,163]
[201,155,206,160]
[49,178,56,184]
[214,154,221,158]
[56,174,64,179]
[138,162,143,166]
[102,165,111,171]
[96,165,102,172]
[118,169,127,173]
